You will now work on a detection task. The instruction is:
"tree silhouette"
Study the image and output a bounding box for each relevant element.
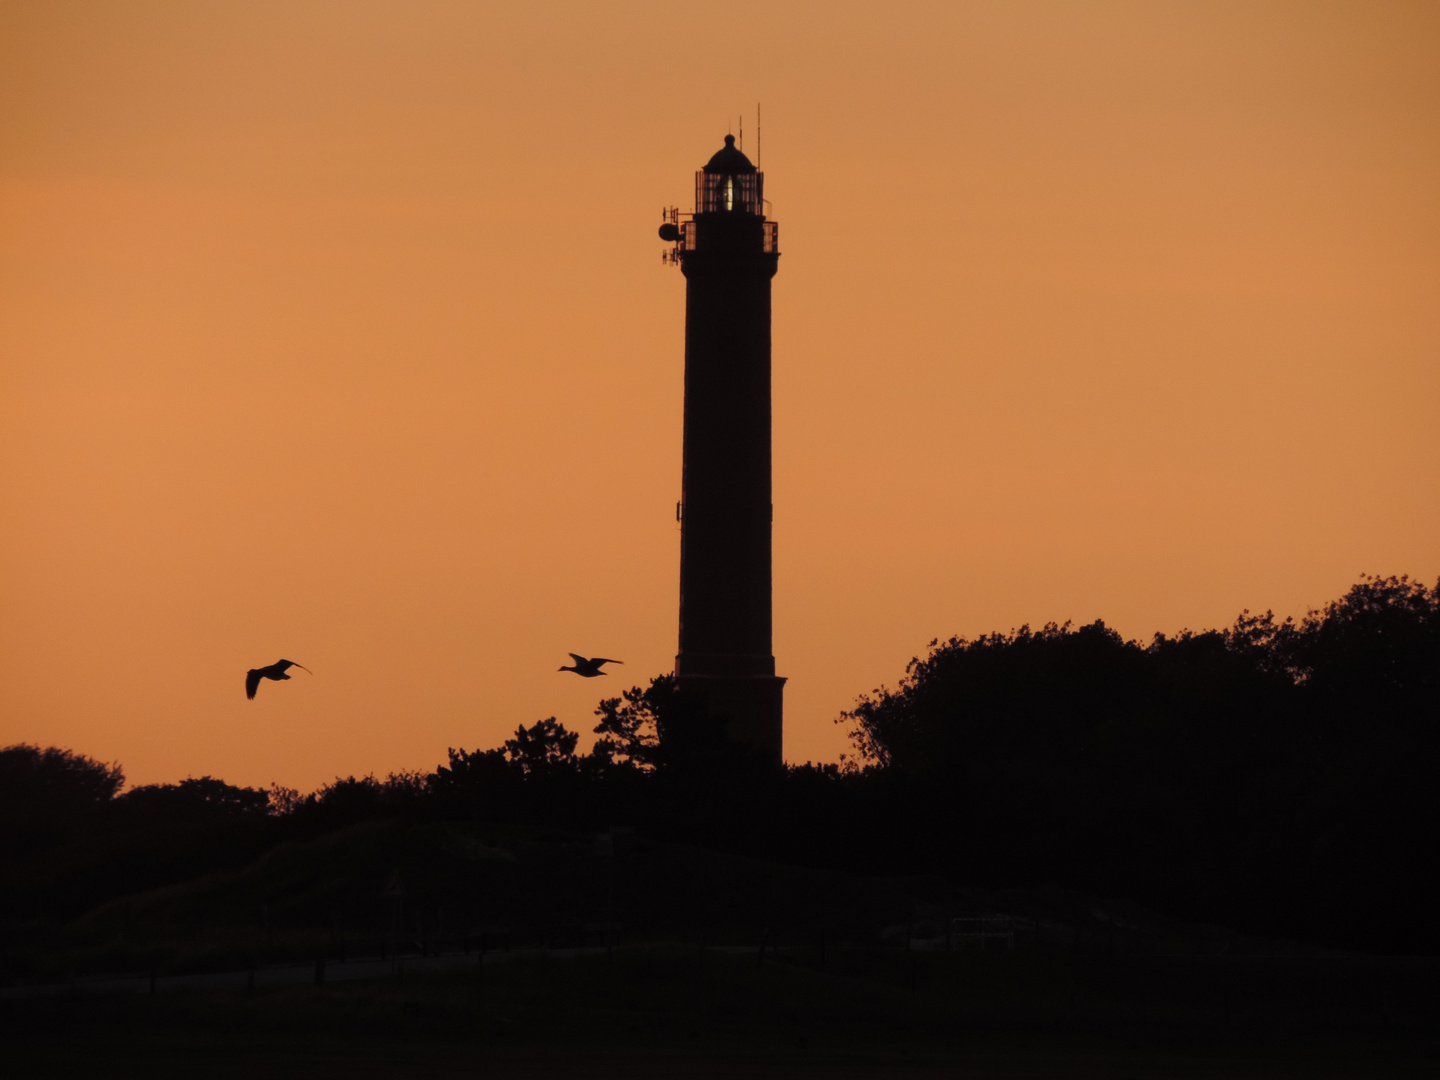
[503,717,580,776]
[591,677,669,771]
[593,673,756,775]
[0,744,124,811]
[1276,574,1439,725]
[0,744,124,855]
[116,776,270,824]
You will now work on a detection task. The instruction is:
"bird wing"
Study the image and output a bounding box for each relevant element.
[282,661,313,675]
[593,658,623,667]
[246,669,262,700]
[568,653,588,665]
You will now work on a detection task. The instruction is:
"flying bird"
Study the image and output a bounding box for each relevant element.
[559,653,623,678]
[246,659,313,700]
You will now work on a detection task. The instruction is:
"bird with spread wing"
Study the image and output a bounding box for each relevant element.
[558,653,623,678]
[246,659,312,700]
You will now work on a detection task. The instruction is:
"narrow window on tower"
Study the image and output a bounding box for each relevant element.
[723,175,734,211]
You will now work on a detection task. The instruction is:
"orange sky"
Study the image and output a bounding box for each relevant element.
[2,1,1437,790]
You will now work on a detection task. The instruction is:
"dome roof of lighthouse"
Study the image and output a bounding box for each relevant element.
[703,134,757,175]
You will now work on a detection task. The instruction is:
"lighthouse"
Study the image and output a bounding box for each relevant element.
[659,134,784,764]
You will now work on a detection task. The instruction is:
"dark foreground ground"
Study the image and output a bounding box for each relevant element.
[6,945,1438,1079]
[7,819,1439,1076]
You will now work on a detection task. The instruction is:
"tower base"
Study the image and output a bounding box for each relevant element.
[675,673,785,766]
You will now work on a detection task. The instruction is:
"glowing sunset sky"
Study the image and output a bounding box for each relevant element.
[2,1,1437,790]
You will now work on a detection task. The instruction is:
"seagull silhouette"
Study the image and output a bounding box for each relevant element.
[246,659,312,700]
[558,653,623,678]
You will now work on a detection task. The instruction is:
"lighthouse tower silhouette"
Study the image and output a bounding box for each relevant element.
[659,134,784,764]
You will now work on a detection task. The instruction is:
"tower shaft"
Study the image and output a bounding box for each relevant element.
[667,137,784,763]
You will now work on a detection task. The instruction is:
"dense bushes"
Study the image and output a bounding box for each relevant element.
[838,575,1439,948]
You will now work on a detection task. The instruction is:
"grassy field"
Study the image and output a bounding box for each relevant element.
[7,819,1439,1076]
[6,944,1439,1078]
[1,819,1340,983]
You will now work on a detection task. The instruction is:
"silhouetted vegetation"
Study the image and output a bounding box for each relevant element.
[3,575,1437,977]
[1,744,124,853]
[839,575,1440,951]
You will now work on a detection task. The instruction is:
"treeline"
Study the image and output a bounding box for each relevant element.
[2,575,1436,953]
[841,574,1440,953]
